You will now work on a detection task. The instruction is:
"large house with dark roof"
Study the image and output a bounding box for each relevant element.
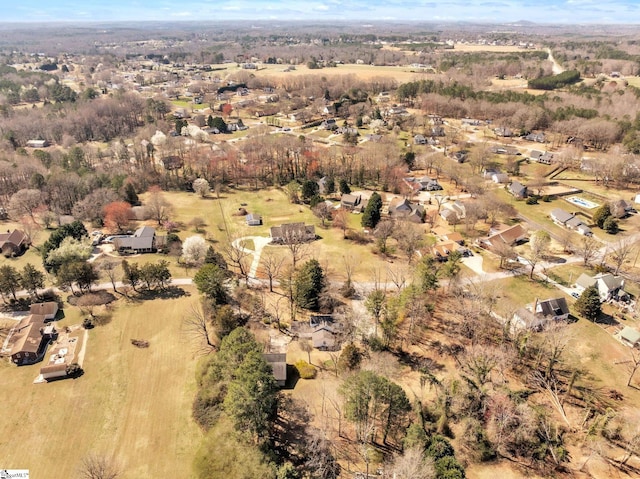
[9,314,57,365]
[0,229,30,257]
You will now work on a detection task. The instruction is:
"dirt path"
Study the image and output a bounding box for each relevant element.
[76,328,88,366]
[547,48,564,75]
[231,235,273,279]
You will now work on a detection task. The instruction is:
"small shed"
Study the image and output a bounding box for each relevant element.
[620,327,640,348]
[40,363,68,380]
[246,213,263,226]
[263,353,287,387]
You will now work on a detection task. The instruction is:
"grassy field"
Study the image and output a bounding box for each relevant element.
[0,290,202,478]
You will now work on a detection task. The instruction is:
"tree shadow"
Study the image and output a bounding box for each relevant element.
[137,286,190,301]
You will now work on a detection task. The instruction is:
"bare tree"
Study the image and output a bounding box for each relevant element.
[393,222,423,264]
[609,238,636,275]
[332,208,349,238]
[78,453,120,479]
[390,446,435,479]
[374,218,395,255]
[8,188,44,221]
[300,338,313,364]
[181,302,217,354]
[99,260,120,292]
[262,249,285,292]
[225,240,252,285]
[312,202,333,227]
[526,230,551,279]
[146,186,172,226]
[626,349,640,387]
[577,235,600,266]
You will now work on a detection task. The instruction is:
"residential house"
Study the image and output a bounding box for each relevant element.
[453,151,467,163]
[321,119,337,130]
[508,181,527,199]
[113,226,165,254]
[336,126,358,136]
[341,194,362,210]
[414,134,427,145]
[419,177,443,191]
[442,232,464,244]
[479,224,527,249]
[462,118,481,126]
[29,302,59,320]
[439,201,466,225]
[494,126,513,137]
[619,327,640,348]
[611,199,634,219]
[10,314,55,365]
[388,198,425,223]
[246,214,262,226]
[492,173,510,184]
[364,134,382,143]
[431,240,462,261]
[270,223,316,244]
[514,297,570,330]
[524,132,546,143]
[0,229,30,257]
[575,273,627,302]
[312,325,338,351]
[430,126,445,137]
[263,353,287,387]
[550,208,592,236]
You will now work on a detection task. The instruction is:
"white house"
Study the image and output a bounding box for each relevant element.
[575,273,627,302]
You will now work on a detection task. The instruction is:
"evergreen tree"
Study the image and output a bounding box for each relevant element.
[339,179,351,195]
[0,265,20,300]
[194,263,229,305]
[123,182,139,206]
[294,259,325,311]
[361,192,382,229]
[301,180,320,201]
[574,285,601,321]
[592,204,611,229]
[20,263,45,298]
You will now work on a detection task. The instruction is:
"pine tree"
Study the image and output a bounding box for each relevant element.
[361,192,382,229]
[574,285,601,321]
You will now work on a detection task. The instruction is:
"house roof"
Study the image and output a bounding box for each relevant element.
[312,327,337,349]
[595,273,624,291]
[263,353,287,382]
[40,363,68,374]
[620,326,640,345]
[550,208,574,224]
[576,273,597,290]
[341,194,360,206]
[11,314,46,356]
[29,302,58,317]
[536,297,570,317]
[509,181,526,195]
[0,229,29,249]
[270,223,316,242]
[530,150,544,159]
[246,213,262,222]
[566,216,584,229]
[443,232,464,243]
[484,224,527,247]
[135,226,155,238]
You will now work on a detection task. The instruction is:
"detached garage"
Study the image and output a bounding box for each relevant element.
[40,363,68,380]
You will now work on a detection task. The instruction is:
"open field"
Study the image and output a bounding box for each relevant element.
[235,63,434,84]
[0,290,202,479]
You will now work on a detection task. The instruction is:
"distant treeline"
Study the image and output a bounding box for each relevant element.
[528,70,581,90]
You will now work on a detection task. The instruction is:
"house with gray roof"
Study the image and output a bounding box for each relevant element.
[508,181,527,199]
[263,353,287,387]
[575,272,627,302]
[270,223,316,244]
[113,226,165,254]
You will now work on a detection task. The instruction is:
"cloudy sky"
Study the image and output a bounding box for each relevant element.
[4,0,640,23]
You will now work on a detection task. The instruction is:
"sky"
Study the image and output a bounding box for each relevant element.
[3,0,640,24]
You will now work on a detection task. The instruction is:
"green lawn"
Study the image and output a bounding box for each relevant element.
[0,290,202,479]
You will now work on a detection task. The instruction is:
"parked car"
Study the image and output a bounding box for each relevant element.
[571,292,580,299]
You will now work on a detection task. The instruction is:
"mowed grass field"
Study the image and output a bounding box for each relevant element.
[0,291,202,478]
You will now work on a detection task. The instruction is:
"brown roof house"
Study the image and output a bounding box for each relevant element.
[10,314,57,365]
[479,224,527,250]
[263,353,287,387]
[270,223,316,245]
[29,302,59,320]
[0,229,31,257]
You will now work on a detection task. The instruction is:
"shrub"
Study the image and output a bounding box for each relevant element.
[295,360,317,379]
[338,343,363,372]
[603,216,619,234]
[66,363,83,378]
[542,195,551,202]
[526,196,538,205]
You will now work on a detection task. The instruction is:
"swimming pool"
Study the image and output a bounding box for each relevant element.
[566,196,599,209]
